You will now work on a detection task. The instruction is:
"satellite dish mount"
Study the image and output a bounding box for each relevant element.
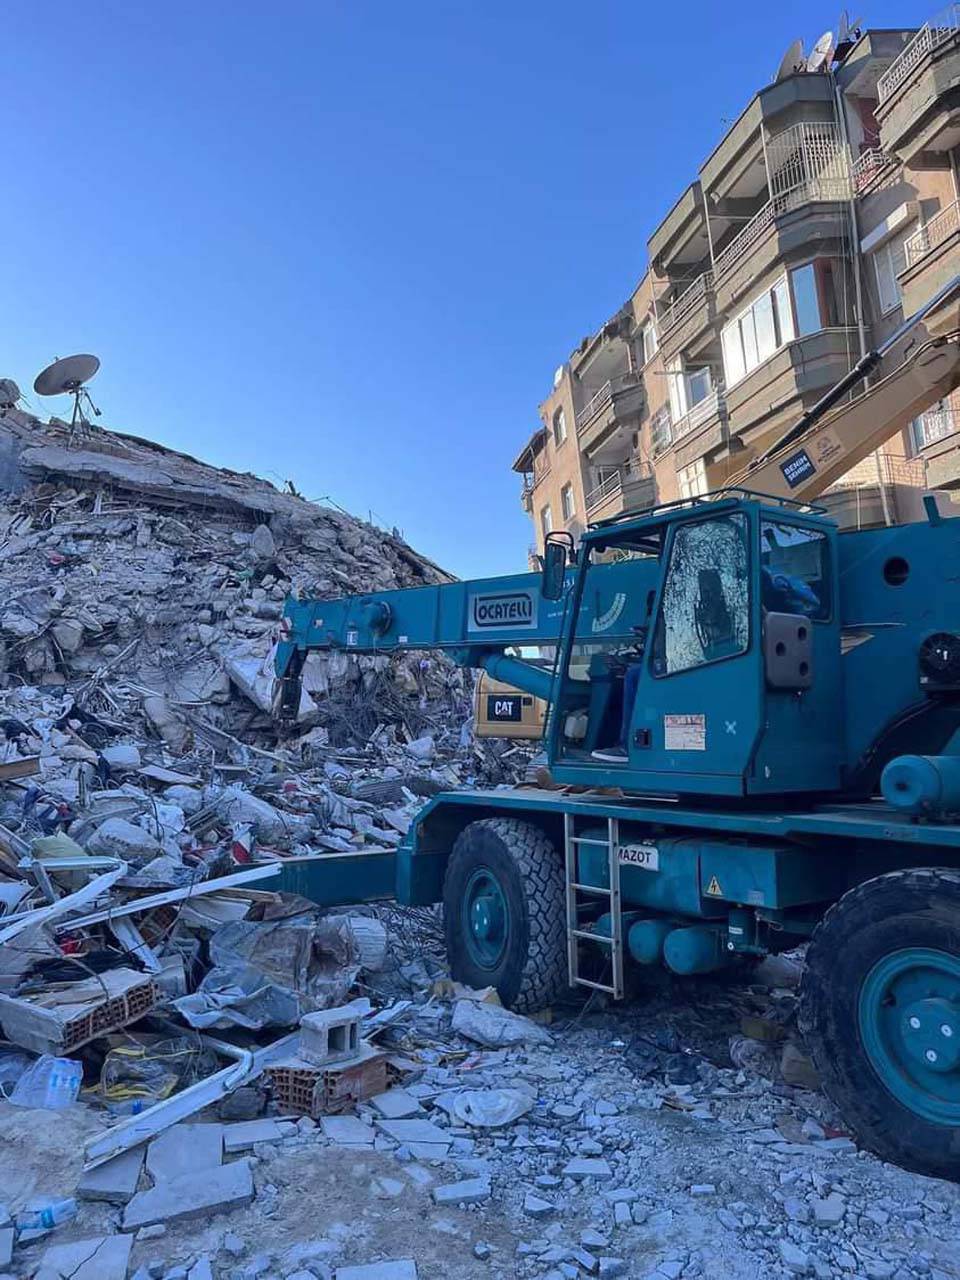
[33,354,102,440]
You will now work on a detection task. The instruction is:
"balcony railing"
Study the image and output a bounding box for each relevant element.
[584,464,653,516]
[852,148,896,193]
[650,406,674,457]
[575,372,641,432]
[672,387,725,444]
[714,175,851,278]
[658,272,714,337]
[904,199,960,267]
[915,405,959,448]
[877,5,960,103]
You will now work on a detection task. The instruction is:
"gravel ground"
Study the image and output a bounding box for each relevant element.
[3,965,960,1280]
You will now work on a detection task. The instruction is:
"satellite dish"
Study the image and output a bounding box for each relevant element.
[834,11,863,62]
[34,354,100,398]
[33,354,102,437]
[0,379,20,412]
[775,39,805,81]
[807,30,835,72]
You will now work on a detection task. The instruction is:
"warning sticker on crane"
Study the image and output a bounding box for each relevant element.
[664,713,706,750]
[705,875,724,897]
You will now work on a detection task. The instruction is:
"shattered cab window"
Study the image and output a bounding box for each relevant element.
[652,514,749,676]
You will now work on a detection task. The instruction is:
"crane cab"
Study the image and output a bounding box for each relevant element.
[544,495,843,799]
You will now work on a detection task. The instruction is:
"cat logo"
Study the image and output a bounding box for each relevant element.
[705,875,723,897]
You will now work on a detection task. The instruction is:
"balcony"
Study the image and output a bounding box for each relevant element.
[575,372,645,459]
[670,389,729,469]
[917,404,960,489]
[584,465,656,523]
[899,199,960,335]
[725,330,860,451]
[712,126,852,313]
[852,148,898,196]
[821,454,929,528]
[656,272,717,361]
[876,6,960,160]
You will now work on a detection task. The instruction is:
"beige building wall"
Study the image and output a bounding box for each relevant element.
[514,16,960,547]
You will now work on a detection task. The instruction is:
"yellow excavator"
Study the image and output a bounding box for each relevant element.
[480,277,960,742]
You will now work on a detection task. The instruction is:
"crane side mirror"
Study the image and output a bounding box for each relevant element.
[541,536,570,601]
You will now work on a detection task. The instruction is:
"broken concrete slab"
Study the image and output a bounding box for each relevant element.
[146,1122,223,1182]
[42,1234,133,1280]
[375,1117,449,1145]
[222,1118,286,1153]
[431,1178,491,1205]
[122,1160,254,1230]
[77,1145,145,1204]
[336,1263,418,1280]
[370,1088,422,1119]
[563,1157,613,1179]
[321,1115,376,1145]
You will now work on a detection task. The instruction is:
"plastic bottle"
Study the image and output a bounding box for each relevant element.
[9,1055,82,1109]
[15,1197,77,1231]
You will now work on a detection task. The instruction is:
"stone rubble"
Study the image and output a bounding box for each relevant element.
[0,413,958,1277]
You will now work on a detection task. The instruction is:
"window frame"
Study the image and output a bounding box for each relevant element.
[641,319,659,365]
[759,518,832,623]
[872,235,906,317]
[650,511,752,680]
[560,482,576,521]
[540,504,553,538]
[552,407,567,447]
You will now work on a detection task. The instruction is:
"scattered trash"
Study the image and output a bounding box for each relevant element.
[435,1086,534,1127]
[451,998,553,1048]
[9,1054,82,1109]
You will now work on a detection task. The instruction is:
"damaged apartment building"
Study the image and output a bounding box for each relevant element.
[515,15,960,561]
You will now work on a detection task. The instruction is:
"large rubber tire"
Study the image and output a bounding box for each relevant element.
[443,818,567,1013]
[799,868,960,1180]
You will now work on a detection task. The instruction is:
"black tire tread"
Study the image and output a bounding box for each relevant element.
[445,817,566,1013]
[799,866,960,1179]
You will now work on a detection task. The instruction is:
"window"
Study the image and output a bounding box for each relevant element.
[792,263,820,336]
[666,357,688,422]
[873,232,907,315]
[721,263,843,389]
[540,504,553,538]
[561,483,575,521]
[677,458,707,500]
[760,520,830,620]
[652,514,750,676]
[687,366,713,407]
[721,276,794,388]
[773,277,794,343]
[642,320,659,364]
[552,407,567,447]
[913,400,958,450]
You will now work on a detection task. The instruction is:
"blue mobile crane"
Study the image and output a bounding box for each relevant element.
[275,281,960,1178]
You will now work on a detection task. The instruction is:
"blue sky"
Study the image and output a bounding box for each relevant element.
[3,1,920,579]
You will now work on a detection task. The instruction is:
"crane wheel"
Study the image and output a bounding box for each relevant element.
[443,818,567,1013]
[800,867,960,1180]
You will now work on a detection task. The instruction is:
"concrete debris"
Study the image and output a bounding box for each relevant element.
[145,1122,223,1182]
[0,410,958,1280]
[76,1146,145,1204]
[122,1159,255,1229]
[41,1233,133,1280]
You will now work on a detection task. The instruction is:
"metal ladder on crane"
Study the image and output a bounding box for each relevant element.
[562,813,624,999]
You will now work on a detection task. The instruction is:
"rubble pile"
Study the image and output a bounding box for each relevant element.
[1,410,958,1280]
